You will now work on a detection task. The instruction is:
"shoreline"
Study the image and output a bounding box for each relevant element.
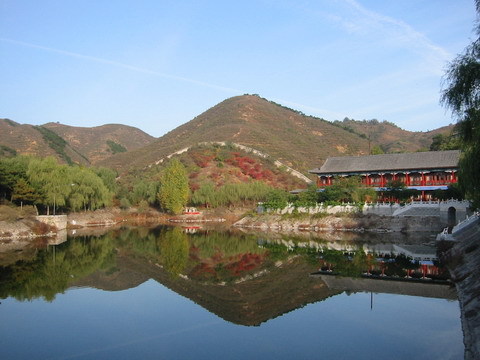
[233,213,445,233]
[1,208,448,242]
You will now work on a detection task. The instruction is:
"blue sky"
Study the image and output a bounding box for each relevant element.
[0,0,476,137]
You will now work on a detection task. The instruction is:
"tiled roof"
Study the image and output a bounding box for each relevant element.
[309,150,460,175]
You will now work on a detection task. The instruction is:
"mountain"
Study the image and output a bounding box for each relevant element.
[2,95,455,175]
[104,95,452,175]
[102,95,373,173]
[42,122,155,164]
[334,118,456,153]
[0,119,155,165]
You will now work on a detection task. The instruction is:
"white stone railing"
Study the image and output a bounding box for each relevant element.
[452,212,480,235]
[263,202,359,215]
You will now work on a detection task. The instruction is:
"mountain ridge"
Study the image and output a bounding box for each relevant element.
[102,95,453,174]
[1,95,455,175]
[0,118,155,165]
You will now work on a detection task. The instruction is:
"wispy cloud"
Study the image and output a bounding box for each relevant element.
[0,37,243,94]
[339,0,452,71]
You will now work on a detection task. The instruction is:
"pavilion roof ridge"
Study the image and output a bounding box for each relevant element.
[309,150,461,175]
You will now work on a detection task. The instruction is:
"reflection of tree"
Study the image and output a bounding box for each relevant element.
[160,227,189,277]
[0,234,116,301]
[188,231,267,282]
[320,250,376,277]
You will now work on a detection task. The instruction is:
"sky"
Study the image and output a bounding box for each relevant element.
[0,0,477,137]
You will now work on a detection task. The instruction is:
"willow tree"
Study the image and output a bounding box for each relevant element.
[26,157,71,215]
[158,159,189,214]
[67,166,112,212]
[441,0,480,209]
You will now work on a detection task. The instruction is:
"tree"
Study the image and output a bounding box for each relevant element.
[12,178,41,206]
[319,176,376,203]
[0,156,31,201]
[441,0,480,209]
[294,184,319,207]
[263,189,289,210]
[131,179,159,205]
[429,133,460,151]
[158,159,190,214]
[371,145,384,155]
[26,157,70,215]
[384,180,418,202]
[191,182,216,207]
[67,166,112,212]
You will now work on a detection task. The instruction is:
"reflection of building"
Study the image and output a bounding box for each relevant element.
[363,244,438,261]
[309,150,460,200]
[316,275,457,300]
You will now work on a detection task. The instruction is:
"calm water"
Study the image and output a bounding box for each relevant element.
[0,226,464,359]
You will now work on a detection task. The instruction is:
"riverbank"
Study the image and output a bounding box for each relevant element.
[233,213,444,233]
[0,206,248,242]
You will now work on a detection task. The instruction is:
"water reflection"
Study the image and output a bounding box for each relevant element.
[0,227,456,320]
[0,226,463,359]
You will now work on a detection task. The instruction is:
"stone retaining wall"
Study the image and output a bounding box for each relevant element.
[445,215,480,360]
[36,215,67,230]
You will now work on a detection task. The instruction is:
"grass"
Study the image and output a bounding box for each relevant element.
[0,205,37,222]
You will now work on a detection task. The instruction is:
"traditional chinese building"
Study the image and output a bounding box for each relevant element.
[309,150,460,200]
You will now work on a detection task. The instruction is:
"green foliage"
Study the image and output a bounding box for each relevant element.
[0,156,112,213]
[0,234,116,301]
[131,179,159,205]
[66,166,112,211]
[0,156,31,201]
[0,145,17,158]
[370,145,385,155]
[106,140,127,154]
[191,181,273,207]
[318,177,376,203]
[429,133,461,151]
[384,180,419,201]
[119,197,131,209]
[458,137,480,207]
[321,249,376,277]
[441,2,480,209]
[293,184,319,207]
[159,227,190,276]
[432,184,464,201]
[93,167,118,193]
[12,178,41,205]
[34,126,72,165]
[138,199,149,212]
[158,159,190,214]
[264,189,289,210]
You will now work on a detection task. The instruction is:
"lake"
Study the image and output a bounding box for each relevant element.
[0,226,464,359]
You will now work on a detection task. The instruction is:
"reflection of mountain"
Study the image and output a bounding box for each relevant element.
[72,258,150,292]
[74,253,339,326]
[2,227,457,327]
